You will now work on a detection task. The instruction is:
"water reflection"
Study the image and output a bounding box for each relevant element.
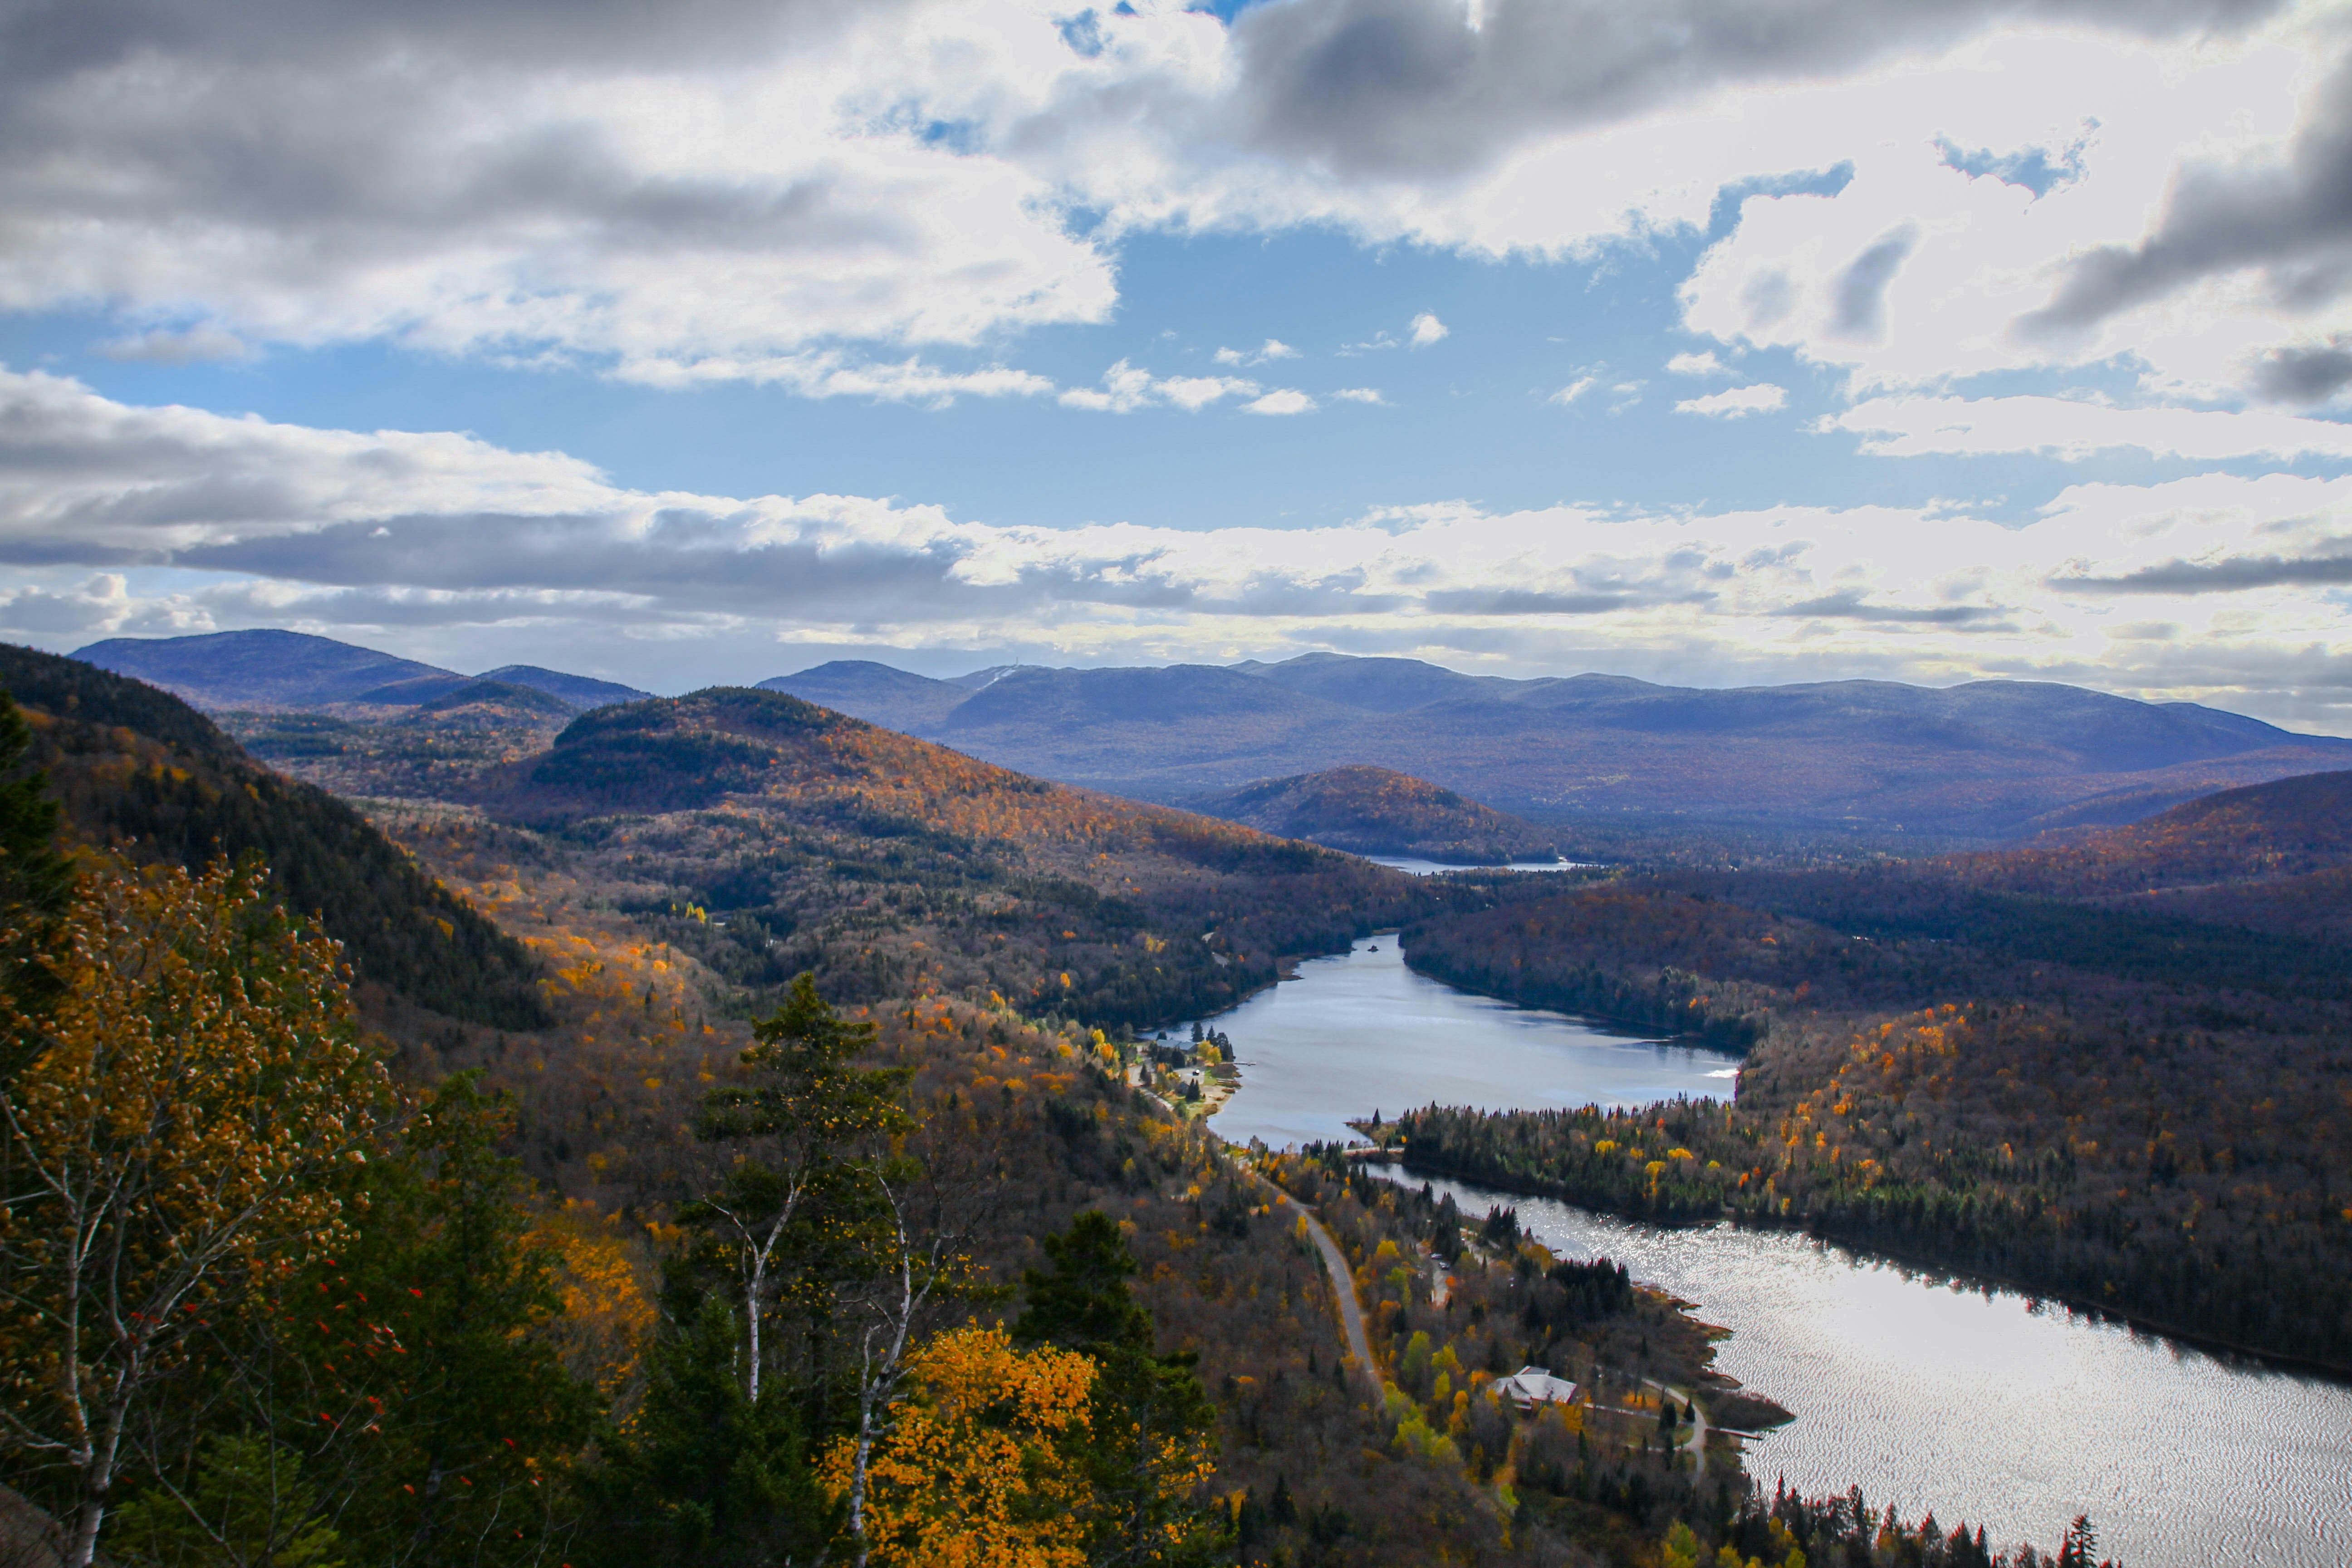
[1184,933,2352,1568]
[1202,936,1740,1152]
[1391,1175,2352,1568]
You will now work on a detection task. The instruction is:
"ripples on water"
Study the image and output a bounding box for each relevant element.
[1402,1177,2352,1568]
[1194,936,2352,1568]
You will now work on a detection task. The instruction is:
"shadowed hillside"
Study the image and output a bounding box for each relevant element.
[0,642,548,1028]
[1955,769,2352,942]
[1186,764,1560,864]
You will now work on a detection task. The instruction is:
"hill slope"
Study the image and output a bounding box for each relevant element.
[0,643,547,1027]
[464,687,1454,1024]
[762,654,2351,839]
[1185,764,1560,863]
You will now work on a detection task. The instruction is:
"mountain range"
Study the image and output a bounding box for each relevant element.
[763,653,2352,838]
[73,629,651,712]
[58,631,2352,841]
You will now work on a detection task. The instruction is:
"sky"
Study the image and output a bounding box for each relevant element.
[2,0,2351,728]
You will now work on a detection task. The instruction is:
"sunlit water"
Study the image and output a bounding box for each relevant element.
[1200,938,1739,1148]
[1364,855,1590,876]
[1194,936,2352,1568]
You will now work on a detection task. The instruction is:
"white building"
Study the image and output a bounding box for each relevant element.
[1495,1366,1579,1411]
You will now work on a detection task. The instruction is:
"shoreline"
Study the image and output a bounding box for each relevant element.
[1382,1150,2352,1388]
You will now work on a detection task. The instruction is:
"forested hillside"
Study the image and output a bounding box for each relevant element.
[1186,764,1562,864]
[1396,831,2352,1370]
[368,685,1465,1028]
[0,643,547,1027]
[0,652,2125,1568]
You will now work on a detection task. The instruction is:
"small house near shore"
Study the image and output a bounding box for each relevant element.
[1496,1366,1579,1411]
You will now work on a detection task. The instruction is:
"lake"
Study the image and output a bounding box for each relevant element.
[1198,935,2352,1568]
[1199,937,1739,1148]
[1364,855,1590,876]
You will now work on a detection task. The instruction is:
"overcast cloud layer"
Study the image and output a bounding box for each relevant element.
[0,0,2348,725]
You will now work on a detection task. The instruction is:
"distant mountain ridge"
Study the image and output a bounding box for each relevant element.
[762,653,2352,839]
[68,632,2352,840]
[73,630,650,713]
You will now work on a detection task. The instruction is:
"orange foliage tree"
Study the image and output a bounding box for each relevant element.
[822,1323,1095,1568]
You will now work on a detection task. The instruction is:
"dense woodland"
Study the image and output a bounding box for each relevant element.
[0,649,2130,1567]
[1397,779,2352,1370]
[1185,765,1563,865]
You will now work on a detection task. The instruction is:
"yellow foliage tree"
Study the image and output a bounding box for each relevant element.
[824,1324,1095,1568]
[0,863,390,1568]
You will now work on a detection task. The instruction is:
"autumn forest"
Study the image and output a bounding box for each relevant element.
[7,641,2318,1568]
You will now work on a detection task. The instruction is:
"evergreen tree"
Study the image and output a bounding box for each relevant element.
[0,690,73,1034]
[1014,1210,1220,1567]
[574,1292,827,1568]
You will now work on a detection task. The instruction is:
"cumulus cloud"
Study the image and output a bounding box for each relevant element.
[0,0,2320,406]
[1665,351,1732,376]
[1058,360,1259,413]
[1214,339,1301,366]
[1548,376,1599,406]
[1676,383,1788,418]
[1672,20,2350,402]
[1244,389,1318,415]
[2021,43,2352,337]
[1409,312,1450,347]
[7,369,2350,728]
[1331,387,1387,403]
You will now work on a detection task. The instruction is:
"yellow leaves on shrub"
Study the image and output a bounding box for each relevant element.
[825,1325,1095,1568]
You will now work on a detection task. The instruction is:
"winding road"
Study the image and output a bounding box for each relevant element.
[1269,1191,1376,1388]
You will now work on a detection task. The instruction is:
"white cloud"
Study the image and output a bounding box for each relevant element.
[1548,376,1598,406]
[1244,389,1318,415]
[1331,387,1387,404]
[1058,360,1258,413]
[1826,394,2352,461]
[7,368,2351,729]
[1665,351,1732,377]
[1670,22,2347,403]
[1215,338,1302,366]
[1409,313,1450,347]
[0,0,2331,413]
[629,352,1056,406]
[1676,383,1788,418]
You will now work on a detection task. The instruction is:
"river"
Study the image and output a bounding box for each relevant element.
[1199,936,2352,1568]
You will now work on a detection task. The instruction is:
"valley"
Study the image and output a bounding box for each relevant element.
[5,627,2342,1567]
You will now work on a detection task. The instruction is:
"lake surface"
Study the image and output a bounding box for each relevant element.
[1196,934,2352,1568]
[1364,855,1589,876]
[1201,937,1740,1148]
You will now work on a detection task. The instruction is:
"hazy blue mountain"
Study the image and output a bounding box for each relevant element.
[757,651,2352,838]
[76,628,461,709]
[758,660,972,731]
[72,630,645,714]
[479,664,651,709]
